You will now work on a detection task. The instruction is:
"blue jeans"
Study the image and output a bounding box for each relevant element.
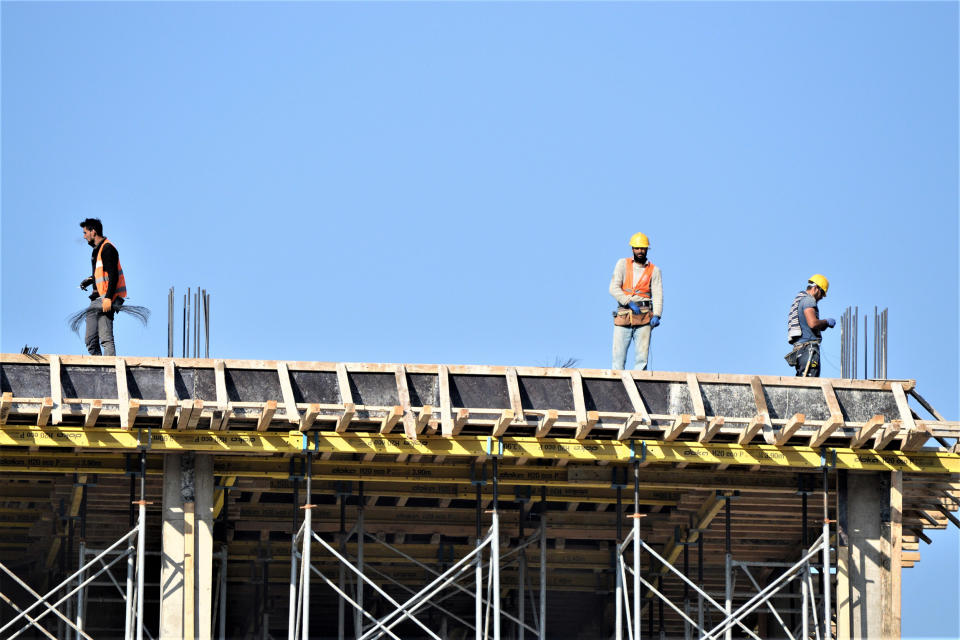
[612,324,651,370]
[84,297,116,356]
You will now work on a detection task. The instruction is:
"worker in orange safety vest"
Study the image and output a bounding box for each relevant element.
[79,218,127,356]
[609,232,663,370]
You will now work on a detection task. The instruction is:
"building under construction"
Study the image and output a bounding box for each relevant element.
[0,353,958,639]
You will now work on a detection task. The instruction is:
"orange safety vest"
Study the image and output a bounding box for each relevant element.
[621,259,655,299]
[95,239,127,301]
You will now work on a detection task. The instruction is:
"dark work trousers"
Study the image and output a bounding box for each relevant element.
[84,297,116,356]
[794,342,820,377]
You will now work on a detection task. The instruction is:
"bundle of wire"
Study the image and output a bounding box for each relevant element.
[68,303,151,335]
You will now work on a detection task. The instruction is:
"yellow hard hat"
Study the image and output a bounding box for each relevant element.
[629,232,650,248]
[808,274,829,295]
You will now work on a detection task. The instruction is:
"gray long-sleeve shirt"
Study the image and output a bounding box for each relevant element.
[609,258,663,317]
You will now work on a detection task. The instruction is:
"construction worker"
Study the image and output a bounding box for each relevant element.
[609,232,663,370]
[79,218,127,356]
[785,274,835,377]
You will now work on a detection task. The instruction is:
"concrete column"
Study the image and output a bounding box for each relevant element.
[159,453,214,640]
[835,471,902,640]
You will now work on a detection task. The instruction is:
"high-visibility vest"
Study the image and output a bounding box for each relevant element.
[621,259,655,299]
[95,239,127,301]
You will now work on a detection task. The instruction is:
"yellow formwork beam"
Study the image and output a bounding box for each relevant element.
[1,427,958,473]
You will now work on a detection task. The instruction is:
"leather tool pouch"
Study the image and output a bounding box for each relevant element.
[613,309,652,327]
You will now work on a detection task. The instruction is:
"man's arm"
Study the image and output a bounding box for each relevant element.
[101,244,120,300]
[803,307,833,331]
[609,259,631,305]
[650,267,663,317]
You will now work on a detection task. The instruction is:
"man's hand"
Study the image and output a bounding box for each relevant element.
[102,297,112,313]
[80,277,94,291]
[824,318,836,329]
[649,316,661,328]
[628,302,642,314]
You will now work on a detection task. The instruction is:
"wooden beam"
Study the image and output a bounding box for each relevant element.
[83,399,102,428]
[379,405,402,435]
[574,411,599,440]
[49,355,63,426]
[738,416,764,445]
[687,373,706,422]
[452,409,470,436]
[0,391,11,425]
[395,365,417,439]
[663,414,691,441]
[438,365,453,436]
[850,415,885,448]
[116,358,133,430]
[570,370,588,431]
[300,404,320,432]
[699,416,724,443]
[126,399,140,431]
[874,421,903,450]
[535,410,558,438]
[617,413,645,441]
[505,367,525,424]
[335,403,356,433]
[775,414,805,446]
[891,383,917,432]
[415,405,433,434]
[37,397,53,426]
[620,370,651,425]
[810,381,844,447]
[256,400,277,432]
[492,409,515,437]
[277,362,300,424]
[336,363,354,406]
[162,361,178,429]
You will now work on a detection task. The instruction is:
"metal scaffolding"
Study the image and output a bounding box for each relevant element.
[612,462,835,640]
[0,453,150,640]
[286,449,549,640]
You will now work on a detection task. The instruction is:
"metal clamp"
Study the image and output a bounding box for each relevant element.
[470,462,488,486]
[610,467,629,489]
[629,440,646,464]
[485,436,504,459]
[820,448,838,469]
[136,426,152,451]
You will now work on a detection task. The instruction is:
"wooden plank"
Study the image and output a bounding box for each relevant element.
[699,417,724,443]
[379,406,402,435]
[687,373,706,422]
[452,409,470,435]
[750,376,770,421]
[438,365,453,436]
[810,381,844,447]
[492,409,516,437]
[257,400,278,432]
[617,413,645,441]
[213,360,230,430]
[49,355,63,426]
[850,415,885,448]
[336,363,354,405]
[276,362,300,424]
[738,416,764,445]
[874,421,903,450]
[186,398,203,429]
[505,367,525,423]
[162,361,178,429]
[415,405,433,434]
[664,414,691,441]
[574,411,599,440]
[891,383,917,432]
[535,410,558,438]
[395,365,417,439]
[335,403,356,433]
[115,358,133,430]
[178,400,194,430]
[570,371,588,430]
[0,392,11,425]
[126,399,140,430]
[619,371,651,424]
[774,414,805,446]
[37,397,53,426]
[83,399,102,428]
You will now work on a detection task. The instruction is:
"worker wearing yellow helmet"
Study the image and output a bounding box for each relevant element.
[785,274,836,377]
[609,232,663,370]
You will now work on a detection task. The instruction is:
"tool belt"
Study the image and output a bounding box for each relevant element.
[613,302,652,327]
[784,341,818,367]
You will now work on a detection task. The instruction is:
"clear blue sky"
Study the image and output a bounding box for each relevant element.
[2,2,957,636]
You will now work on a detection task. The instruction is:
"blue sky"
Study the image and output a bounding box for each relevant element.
[1,2,957,636]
